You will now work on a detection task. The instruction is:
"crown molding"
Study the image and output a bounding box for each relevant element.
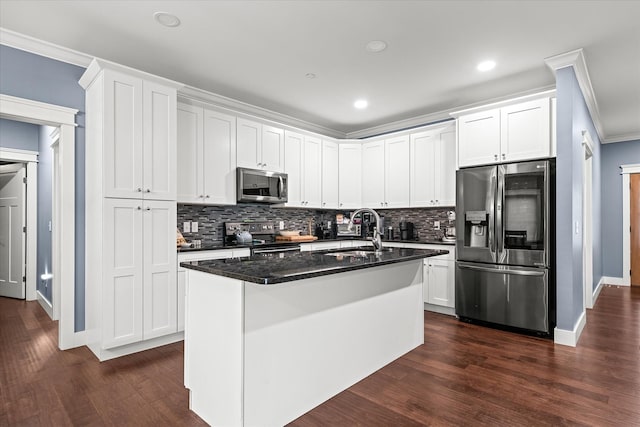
[179,85,346,139]
[602,132,640,144]
[0,27,93,68]
[545,48,605,143]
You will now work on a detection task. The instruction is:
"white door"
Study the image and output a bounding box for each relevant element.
[321,140,339,209]
[338,143,362,209]
[203,109,236,204]
[303,136,322,208]
[500,98,550,162]
[176,103,202,203]
[261,125,284,172]
[384,136,410,208]
[361,140,385,208]
[435,129,457,206]
[284,130,303,206]
[236,118,261,169]
[0,163,26,299]
[457,109,501,167]
[410,130,437,207]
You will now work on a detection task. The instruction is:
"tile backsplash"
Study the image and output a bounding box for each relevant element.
[177,204,455,244]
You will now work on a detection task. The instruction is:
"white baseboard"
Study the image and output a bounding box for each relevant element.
[592,277,605,306]
[36,291,54,319]
[554,310,586,347]
[602,276,628,286]
[87,332,185,362]
[424,303,456,316]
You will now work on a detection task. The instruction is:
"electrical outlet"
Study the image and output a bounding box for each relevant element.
[183,222,191,233]
[192,221,198,232]
[279,221,285,230]
[434,221,440,230]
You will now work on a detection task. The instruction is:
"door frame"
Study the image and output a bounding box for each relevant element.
[621,163,640,286]
[0,149,37,301]
[0,94,79,350]
[582,131,594,309]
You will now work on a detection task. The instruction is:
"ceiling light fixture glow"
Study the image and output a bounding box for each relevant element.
[154,12,181,27]
[365,40,388,53]
[305,73,317,79]
[477,60,496,72]
[354,99,368,109]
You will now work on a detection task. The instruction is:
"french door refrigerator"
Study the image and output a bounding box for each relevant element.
[455,159,555,335]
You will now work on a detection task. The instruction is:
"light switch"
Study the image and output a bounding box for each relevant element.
[192,221,198,232]
[183,222,191,233]
[434,221,440,230]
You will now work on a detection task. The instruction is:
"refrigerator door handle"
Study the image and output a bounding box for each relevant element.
[496,164,506,263]
[488,168,497,262]
[457,262,546,277]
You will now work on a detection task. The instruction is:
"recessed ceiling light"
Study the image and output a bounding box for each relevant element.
[365,40,387,53]
[305,73,317,79]
[477,60,496,72]
[354,99,368,109]
[154,12,181,27]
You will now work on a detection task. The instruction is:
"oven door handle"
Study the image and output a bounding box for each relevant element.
[252,246,301,254]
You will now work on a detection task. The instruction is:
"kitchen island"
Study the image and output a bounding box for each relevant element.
[181,247,446,426]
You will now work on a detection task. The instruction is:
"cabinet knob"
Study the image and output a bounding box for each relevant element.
[146,207,151,211]
[340,203,343,207]
[502,153,506,159]
[205,195,210,198]
[494,154,498,160]
[137,188,142,192]
[322,202,326,207]
[199,195,204,198]
[385,202,388,207]
[137,206,142,210]
[145,189,151,193]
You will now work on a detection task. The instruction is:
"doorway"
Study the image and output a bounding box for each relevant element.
[631,174,639,286]
[0,163,26,299]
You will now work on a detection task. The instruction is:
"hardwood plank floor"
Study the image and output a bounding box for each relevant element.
[1,285,638,426]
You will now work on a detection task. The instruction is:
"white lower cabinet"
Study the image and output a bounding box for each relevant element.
[99,199,177,351]
[424,257,455,308]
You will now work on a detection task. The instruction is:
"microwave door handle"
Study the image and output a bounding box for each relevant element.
[278,176,284,197]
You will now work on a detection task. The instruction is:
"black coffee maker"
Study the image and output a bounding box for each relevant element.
[399,221,415,241]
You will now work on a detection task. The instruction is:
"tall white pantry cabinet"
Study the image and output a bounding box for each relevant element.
[80,60,183,361]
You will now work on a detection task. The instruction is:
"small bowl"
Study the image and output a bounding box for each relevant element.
[279,230,301,237]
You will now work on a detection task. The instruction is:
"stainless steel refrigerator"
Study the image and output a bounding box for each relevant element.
[455,159,555,335]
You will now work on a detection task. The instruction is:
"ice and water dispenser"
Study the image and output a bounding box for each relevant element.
[464,210,488,248]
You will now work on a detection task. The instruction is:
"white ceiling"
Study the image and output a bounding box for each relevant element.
[1,0,639,141]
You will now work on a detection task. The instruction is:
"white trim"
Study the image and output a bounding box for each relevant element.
[544,49,606,144]
[37,290,54,319]
[25,161,37,301]
[0,95,80,350]
[554,310,586,347]
[0,94,78,126]
[602,276,627,286]
[78,58,184,90]
[592,277,605,306]
[620,164,639,287]
[0,147,38,162]
[603,133,640,144]
[582,130,594,309]
[0,27,93,68]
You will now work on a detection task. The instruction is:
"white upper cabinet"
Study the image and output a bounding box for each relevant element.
[384,135,410,208]
[500,98,551,163]
[321,139,339,209]
[361,140,385,208]
[284,130,304,206]
[177,103,236,205]
[101,70,176,200]
[302,136,322,208]
[237,118,284,172]
[457,108,501,167]
[338,143,362,209]
[456,95,553,167]
[410,123,456,207]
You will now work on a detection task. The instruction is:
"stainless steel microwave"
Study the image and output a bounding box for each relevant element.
[237,167,288,204]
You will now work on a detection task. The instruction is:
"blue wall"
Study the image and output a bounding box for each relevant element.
[600,139,640,277]
[37,126,54,302]
[0,118,39,151]
[0,45,86,331]
[555,66,602,332]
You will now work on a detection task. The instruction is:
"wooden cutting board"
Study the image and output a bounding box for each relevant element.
[275,235,318,242]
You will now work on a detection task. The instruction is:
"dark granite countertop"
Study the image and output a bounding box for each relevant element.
[180,246,448,285]
[177,238,454,253]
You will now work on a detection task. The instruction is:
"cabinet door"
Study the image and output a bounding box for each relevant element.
[384,135,410,207]
[103,70,143,199]
[143,200,177,340]
[435,129,456,206]
[322,140,339,209]
[237,118,261,169]
[284,131,303,206]
[426,258,454,307]
[457,109,501,167]
[410,130,437,207]
[361,140,385,208]
[303,136,323,208]
[203,109,237,204]
[500,98,550,162]
[338,143,362,209]
[177,104,202,203]
[261,125,284,172]
[143,81,176,201]
[103,199,144,349]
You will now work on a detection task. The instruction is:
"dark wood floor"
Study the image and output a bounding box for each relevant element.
[2,285,639,426]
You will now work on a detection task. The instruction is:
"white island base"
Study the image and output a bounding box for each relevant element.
[185,260,424,426]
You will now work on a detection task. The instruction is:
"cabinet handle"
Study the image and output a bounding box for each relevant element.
[137,188,142,192]
[322,202,326,207]
[435,200,439,203]
[494,154,498,160]
[501,153,506,159]
[340,203,343,207]
[205,195,210,199]
[199,195,204,198]
[145,189,151,193]
[385,202,388,207]
[146,207,151,211]
[137,206,142,210]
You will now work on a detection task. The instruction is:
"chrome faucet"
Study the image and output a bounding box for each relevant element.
[348,208,383,252]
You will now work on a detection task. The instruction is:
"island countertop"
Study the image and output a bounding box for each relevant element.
[180,246,448,285]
